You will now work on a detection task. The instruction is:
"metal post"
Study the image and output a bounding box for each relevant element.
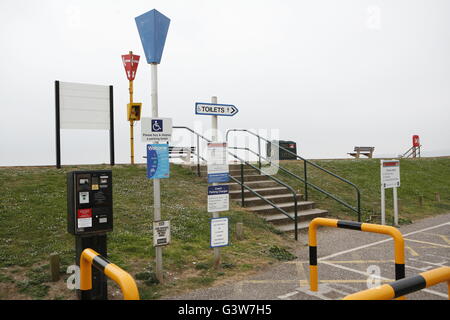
[393,187,399,227]
[55,81,61,169]
[381,185,386,225]
[211,96,221,269]
[257,136,261,170]
[241,163,245,207]
[151,63,163,283]
[294,197,298,241]
[357,190,361,222]
[109,85,115,166]
[197,135,200,177]
[304,160,308,201]
[129,54,135,165]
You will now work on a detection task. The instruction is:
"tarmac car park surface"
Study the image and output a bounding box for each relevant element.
[167,213,450,300]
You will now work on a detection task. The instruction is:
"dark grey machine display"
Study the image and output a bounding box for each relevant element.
[67,170,113,235]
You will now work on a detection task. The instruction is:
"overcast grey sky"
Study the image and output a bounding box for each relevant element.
[0,0,449,166]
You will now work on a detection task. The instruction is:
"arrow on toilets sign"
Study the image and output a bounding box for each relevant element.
[195,102,239,117]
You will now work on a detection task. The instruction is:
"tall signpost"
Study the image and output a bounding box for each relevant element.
[196,97,239,268]
[136,9,170,283]
[380,159,401,226]
[121,52,141,165]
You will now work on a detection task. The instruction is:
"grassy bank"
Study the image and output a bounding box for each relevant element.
[274,157,450,223]
[0,164,296,300]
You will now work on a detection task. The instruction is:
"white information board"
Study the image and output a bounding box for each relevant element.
[59,82,110,130]
[381,160,400,189]
[380,159,400,226]
[207,142,229,183]
[153,220,171,247]
[210,217,229,248]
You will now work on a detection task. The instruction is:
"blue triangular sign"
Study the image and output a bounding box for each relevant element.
[135,9,170,64]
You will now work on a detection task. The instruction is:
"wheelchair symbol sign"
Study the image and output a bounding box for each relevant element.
[141,117,172,143]
[152,120,163,132]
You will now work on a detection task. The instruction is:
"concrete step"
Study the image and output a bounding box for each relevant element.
[229,187,292,199]
[231,175,271,182]
[236,193,303,207]
[225,180,280,191]
[274,221,311,233]
[246,201,315,215]
[262,208,328,225]
[229,169,261,177]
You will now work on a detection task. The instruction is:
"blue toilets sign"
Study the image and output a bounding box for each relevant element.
[147,144,170,179]
[135,9,170,64]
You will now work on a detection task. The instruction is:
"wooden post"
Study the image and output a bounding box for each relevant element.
[236,222,244,241]
[50,253,60,282]
[435,192,441,202]
[419,195,424,206]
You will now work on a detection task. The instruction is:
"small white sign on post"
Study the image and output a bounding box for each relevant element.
[380,160,401,226]
[207,142,229,183]
[141,117,173,142]
[153,220,171,247]
[208,185,229,213]
[210,217,229,248]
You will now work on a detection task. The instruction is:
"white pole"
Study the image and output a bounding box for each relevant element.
[211,96,218,141]
[393,187,399,226]
[151,63,163,283]
[211,96,221,269]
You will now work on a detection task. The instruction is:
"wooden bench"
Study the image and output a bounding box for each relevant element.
[168,146,195,158]
[143,146,196,163]
[348,146,374,159]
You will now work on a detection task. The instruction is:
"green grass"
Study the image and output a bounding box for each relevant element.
[272,157,450,223]
[1,157,448,299]
[0,164,294,299]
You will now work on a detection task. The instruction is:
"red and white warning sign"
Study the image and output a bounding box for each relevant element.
[121,53,140,81]
[77,208,92,228]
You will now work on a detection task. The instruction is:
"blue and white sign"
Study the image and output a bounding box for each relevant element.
[208,185,229,213]
[196,102,239,117]
[207,143,229,183]
[135,9,170,64]
[141,117,172,142]
[147,144,170,179]
[210,217,229,248]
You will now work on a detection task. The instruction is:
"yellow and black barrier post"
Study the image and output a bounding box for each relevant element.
[343,266,450,300]
[80,248,140,300]
[309,218,405,293]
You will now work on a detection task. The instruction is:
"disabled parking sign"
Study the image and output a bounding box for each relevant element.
[147,144,170,179]
[141,117,172,142]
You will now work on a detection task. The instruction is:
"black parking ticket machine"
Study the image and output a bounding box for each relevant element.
[67,170,113,235]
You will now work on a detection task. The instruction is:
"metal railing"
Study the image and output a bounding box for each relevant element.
[226,129,362,221]
[343,266,450,300]
[308,218,405,296]
[172,126,300,240]
[80,248,140,300]
[400,145,421,158]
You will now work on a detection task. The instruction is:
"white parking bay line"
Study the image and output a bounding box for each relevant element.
[319,222,450,261]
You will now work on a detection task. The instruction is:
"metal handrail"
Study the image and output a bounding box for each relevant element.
[230,146,359,216]
[172,126,300,240]
[173,126,209,176]
[400,145,422,158]
[226,129,362,221]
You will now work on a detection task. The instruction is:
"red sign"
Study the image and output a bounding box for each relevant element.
[77,208,92,219]
[412,135,420,147]
[383,161,399,167]
[122,53,140,81]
